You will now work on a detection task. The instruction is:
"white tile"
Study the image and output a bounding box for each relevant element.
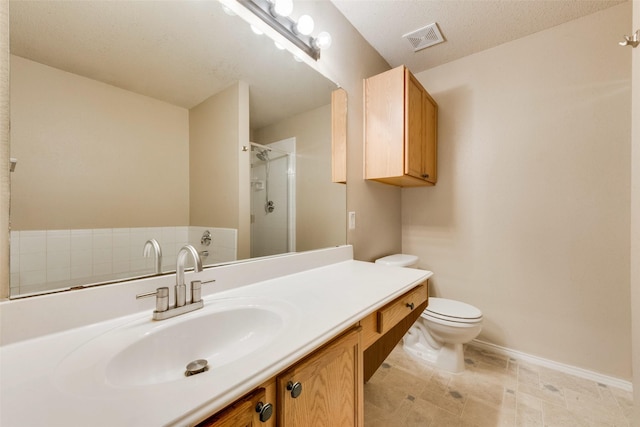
[129,227,150,247]
[19,269,46,286]
[71,264,93,280]
[93,247,113,263]
[10,251,19,271]
[71,229,92,251]
[71,250,93,267]
[212,247,237,263]
[93,229,113,248]
[10,231,19,251]
[213,228,238,249]
[10,273,20,288]
[130,258,149,274]
[161,227,177,245]
[47,250,71,269]
[92,262,112,277]
[47,267,71,283]
[113,260,130,274]
[112,229,130,248]
[20,231,46,254]
[19,252,46,272]
[113,245,130,261]
[47,232,71,254]
[175,226,189,243]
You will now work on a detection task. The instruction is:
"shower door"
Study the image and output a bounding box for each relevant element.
[250,139,296,258]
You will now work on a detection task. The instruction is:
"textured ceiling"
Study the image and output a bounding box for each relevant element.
[10,0,627,127]
[331,0,628,74]
[9,1,336,129]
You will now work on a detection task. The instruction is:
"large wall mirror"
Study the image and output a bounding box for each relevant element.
[8,1,344,298]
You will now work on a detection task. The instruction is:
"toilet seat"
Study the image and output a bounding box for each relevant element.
[423,297,482,324]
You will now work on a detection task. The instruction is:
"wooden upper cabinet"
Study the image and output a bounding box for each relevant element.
[364,65,438,187]
[331,88,348,184]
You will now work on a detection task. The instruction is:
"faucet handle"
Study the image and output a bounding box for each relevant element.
[136,287,170,312]
[191,279,216,304]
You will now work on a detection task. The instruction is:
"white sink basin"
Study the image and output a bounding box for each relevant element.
[53,297,292,396]
[107,305,284,387]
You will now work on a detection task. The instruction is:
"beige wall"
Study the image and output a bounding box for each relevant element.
[631,0,639,421]
[189,81,250,259]
[300,1,395,262]
[10,56,190,230]
[254,103,346,252]
[404,4,632,379]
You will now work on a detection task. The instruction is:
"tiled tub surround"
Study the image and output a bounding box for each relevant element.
[0,246,433,426]
[10,226,237,295]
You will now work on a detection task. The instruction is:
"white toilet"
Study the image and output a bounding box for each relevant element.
[375,254,483,374]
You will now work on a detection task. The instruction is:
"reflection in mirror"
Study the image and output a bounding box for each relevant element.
[8,1,344,298]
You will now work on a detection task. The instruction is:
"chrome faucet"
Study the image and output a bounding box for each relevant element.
[136,244,212,321]
[143,239,163,274]
[175,244,203,307]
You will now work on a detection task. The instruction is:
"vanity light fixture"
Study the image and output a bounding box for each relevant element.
[235,0,330,60]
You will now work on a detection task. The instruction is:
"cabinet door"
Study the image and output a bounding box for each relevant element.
[197,386,274,427]
[422,90,438,184]
[405,71,426,180]
[331,88,348,184]
[277,327,362,427]
[364,66,406,180]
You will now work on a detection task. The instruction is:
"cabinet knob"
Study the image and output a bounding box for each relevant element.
[421,174,429,179]
[287,381,303,398]
[406,302,415,310]
[255,402,273,422]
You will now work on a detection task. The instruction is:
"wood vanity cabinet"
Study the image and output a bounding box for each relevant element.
[198,327,362,427]
[276,327,362,427]
[364,65,438,187]
[196,282,429,426]
[360,282,429,381]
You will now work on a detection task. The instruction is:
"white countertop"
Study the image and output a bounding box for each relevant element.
[0,248,431,426]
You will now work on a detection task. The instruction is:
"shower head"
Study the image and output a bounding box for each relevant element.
[256,149,269,161]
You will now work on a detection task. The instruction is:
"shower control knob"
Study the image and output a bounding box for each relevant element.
[287,381,303,398]
[255,402,273,422]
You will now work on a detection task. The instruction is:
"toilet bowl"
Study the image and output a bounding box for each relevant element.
[375,254,483,374]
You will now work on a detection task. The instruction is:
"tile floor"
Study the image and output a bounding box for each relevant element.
[364,344,634,427]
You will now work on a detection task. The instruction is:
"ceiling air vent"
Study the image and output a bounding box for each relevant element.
[403,23,445,52]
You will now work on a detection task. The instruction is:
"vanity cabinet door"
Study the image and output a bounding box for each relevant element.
[276,327,363,427]
[197,383,275,427]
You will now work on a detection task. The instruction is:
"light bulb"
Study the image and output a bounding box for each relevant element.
[274,41,285,50]
[296,15,314,35]
[251,25,263,35]
[273,0,293,17]
[314,31,332,49]
[293,54,304,62]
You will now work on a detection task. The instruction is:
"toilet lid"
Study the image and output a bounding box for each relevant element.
[425,297,483,322]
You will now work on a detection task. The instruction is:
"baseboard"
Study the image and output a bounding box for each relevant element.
[470,339,633,392]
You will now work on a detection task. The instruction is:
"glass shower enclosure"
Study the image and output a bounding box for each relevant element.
[249,139,296,258]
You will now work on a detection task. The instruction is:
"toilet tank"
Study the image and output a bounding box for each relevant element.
[375,254,418,268]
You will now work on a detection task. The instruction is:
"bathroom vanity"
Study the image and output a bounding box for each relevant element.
[0,246,431,426]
